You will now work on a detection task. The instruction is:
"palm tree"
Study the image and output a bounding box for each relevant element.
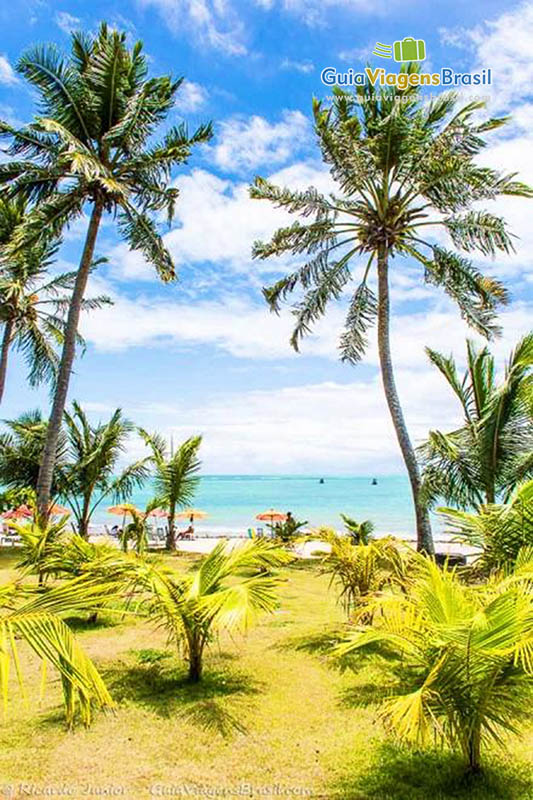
[419,335,533,510]
[439,478,533,572]
[9,510,69,585]
[0,23,213,521]
[140,430,202,551]
[116,500,160,554]
[0,573,114,726]
[0,409,68,498]
[0,197,110,403]
[335,552,533,772]
[317,528,409,616]
[249,66,532,553]
[61,402,151,538]
[118,539,291,681]
[340,513,374,545]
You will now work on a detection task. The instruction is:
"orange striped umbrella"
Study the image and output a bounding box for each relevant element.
[176,508,208,522]
[255,508,287,525]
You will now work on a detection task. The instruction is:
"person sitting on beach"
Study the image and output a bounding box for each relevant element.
[176,525,194,540]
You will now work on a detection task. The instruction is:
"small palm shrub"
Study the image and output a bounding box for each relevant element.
[335,552,533,771]
[0,575,114,726]
[9,511,69,584]
[439,479,533,572]
[105,539,292,682]
[317,528,409,617]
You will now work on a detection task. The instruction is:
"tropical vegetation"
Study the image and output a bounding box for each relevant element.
[250,65,531,553]
[139,430,202,551]
[0,570,114,725]
[0,23,213,521]
[439,479,533,572]
[335,551,533,772]
[0,17,531,794]
[0,197,111,403]
[420,335,533,509]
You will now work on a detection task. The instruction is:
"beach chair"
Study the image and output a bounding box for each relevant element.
[247,528,255,539]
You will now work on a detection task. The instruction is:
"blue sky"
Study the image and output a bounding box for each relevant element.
[1,0,532,474]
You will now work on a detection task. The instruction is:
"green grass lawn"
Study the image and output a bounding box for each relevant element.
[0,550,531,799]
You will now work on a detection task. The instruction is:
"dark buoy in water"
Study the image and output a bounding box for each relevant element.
[319,478,325,484]
[372,478,378,486]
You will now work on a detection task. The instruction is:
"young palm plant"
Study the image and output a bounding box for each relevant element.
[250,65,532,553]
[0,574,115,726]
[0,197,110,403]
[439,479,533,572]
[340,513,375,545]
[61,402,151,538]
[419,334,533,509]
[120,539,291,682]
[9,511,69,585]
[317,528,409,617]
[140,431,202,551]
[0,23,213,520]
[335,553,533,771]
[116,500,161,554]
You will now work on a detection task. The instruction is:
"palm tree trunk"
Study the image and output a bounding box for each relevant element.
[166,502,176,551]
[187,634,203,682]
[79,496,91,540]
[0,319,13,404]
[376,247,434,554]
[36,201,104,523]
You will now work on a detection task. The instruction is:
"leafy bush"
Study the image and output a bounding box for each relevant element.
[317,528,410,617]
[336,551,533,771]
[439,480,533,572]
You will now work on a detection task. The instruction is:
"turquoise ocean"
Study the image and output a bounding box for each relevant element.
[94,475,445,541]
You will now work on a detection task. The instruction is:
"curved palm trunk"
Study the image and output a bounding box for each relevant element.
[0,319,14,404]
[37,202,104,523]
[376,248,434,554]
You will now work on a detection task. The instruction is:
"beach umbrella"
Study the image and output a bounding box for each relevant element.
[107,504,136,516]
[107,503,138,533]
[48,503,70,517]
[255,509,287,527]
[2,504,33,520]
[176,508,208,523]
[147,508,169,518]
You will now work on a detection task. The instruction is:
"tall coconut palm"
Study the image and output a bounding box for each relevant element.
[335,552,533,772]
[250,66,532,553]
[61,402,151,538]
[0,23,213,521]
[419,334,533,509]
[139,430,202,551]
[0,197,110,403]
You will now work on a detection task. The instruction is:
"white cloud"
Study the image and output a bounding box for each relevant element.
[78,290,533,476]
[55,11,81,33]
[280,58,314,74]
[105,161,333,282]
[441,2,533,111]
[138,0,247,55]
[0,55,18,86]
[174,80,209,113]
[210,110,311,173]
